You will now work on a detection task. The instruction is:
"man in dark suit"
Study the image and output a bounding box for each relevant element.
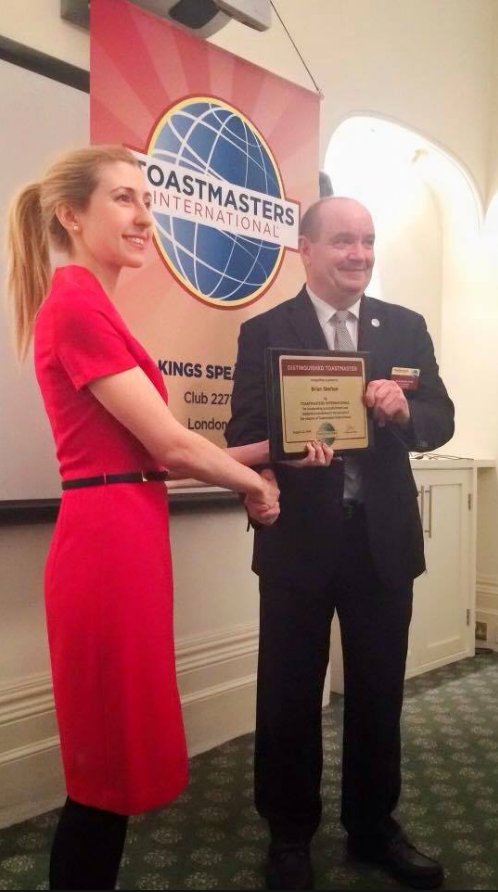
[225,197,454,891]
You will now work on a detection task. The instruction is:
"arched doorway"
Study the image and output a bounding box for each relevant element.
[324,115,483,364]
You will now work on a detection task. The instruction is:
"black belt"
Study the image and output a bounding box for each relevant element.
[62,470,169,491]
[342,499,364,520]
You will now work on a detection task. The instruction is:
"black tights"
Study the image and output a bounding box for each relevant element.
[49,797,128,890]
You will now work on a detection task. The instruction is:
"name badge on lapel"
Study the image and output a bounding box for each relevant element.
[391,367,420,391]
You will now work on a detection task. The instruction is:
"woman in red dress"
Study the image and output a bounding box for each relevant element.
[7,145,330,890]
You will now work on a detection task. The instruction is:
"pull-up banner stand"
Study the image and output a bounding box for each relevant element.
[91,0,320,450]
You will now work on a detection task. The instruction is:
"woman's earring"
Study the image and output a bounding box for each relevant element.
[73,224,79,232]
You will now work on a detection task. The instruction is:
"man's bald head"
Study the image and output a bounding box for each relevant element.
[299,197,373,242]
[298,197,375,308]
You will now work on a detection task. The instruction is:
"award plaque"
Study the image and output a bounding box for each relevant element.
[266,348,372,461]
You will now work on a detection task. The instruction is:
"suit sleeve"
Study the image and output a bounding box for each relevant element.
[393,314,454,452]
[225,318,269,450]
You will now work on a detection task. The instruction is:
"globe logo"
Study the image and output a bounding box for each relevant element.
[145,97,292,308]
[317,422,336,446]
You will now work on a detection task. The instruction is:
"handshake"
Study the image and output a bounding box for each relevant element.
[245,440,334,527]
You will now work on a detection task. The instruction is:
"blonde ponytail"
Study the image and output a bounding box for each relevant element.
[7,182,51,359]
[6,144,139,360]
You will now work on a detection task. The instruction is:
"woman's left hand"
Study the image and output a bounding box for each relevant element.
[244,468,280,526]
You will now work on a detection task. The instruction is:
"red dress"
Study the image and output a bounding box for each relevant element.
[34,265,188,815]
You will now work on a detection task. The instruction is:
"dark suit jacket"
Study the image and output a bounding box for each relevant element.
[225,287,455,590]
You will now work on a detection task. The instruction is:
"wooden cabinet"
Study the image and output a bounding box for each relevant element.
[330,461,478,694]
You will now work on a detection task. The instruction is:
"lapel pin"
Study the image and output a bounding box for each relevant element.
[371,318,380,327]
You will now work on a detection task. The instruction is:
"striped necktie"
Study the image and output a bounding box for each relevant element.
[330,309,363,502]
[332,310,355,351]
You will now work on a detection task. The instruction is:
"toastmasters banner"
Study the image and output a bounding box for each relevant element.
[91,0,320,450]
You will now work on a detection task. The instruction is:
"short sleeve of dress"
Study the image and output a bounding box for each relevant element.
[54,291,137,391]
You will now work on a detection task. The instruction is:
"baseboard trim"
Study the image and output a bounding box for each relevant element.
[182,673,257,757]
[0,795,65,831]
[0,742,65,831]
[405,649,475,679]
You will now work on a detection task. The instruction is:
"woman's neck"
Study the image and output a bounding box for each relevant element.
[68,251,120,296]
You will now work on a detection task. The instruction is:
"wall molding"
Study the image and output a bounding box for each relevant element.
[0,622,260,827]
[0,735,60,768]
[477,574,498,599]
[176,621,259,674]
[476,575,498,649]
[0,674,54,726]
[0,620,259,729]
[182,672,256,707]
[476,574,498,615]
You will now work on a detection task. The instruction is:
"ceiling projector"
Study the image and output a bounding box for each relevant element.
[61,0,271,37]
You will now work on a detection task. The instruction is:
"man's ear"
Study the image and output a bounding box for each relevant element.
[298,235,312,267]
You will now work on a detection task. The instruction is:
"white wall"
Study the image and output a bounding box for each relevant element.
[213,0,496,201]
[1,0,494,199]
[325,117,444,353]
[0,0,89,69]
[435,5,498,585]
[375,182,442,349]
[486,3,498,205]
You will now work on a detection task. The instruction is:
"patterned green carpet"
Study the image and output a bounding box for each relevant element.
[1,654,498,890]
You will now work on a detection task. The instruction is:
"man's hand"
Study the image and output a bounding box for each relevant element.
[365,379,410,427]
[283,440,334,468]
[245,468,280,526]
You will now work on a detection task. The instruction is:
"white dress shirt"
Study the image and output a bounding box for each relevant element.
[307,287,364,502]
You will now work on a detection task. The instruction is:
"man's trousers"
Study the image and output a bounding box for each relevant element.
[254,508,413,845]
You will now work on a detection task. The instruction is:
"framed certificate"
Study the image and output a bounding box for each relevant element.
[265,348,372,461]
